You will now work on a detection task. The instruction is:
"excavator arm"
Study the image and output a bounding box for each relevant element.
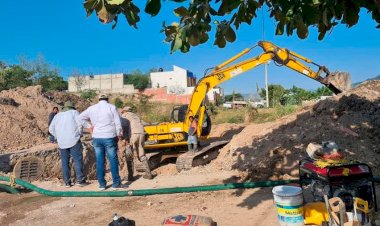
[185,41,350,128]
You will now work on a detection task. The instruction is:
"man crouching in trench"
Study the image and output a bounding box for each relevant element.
[120,106,155,181]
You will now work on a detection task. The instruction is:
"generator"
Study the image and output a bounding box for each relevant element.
[299,158,377,213]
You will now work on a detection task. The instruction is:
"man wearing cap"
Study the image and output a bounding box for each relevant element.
[79,94,124,190]
[120,106,154,180]
[49,101,87,188]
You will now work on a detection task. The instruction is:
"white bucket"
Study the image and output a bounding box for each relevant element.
[272,186,304,226]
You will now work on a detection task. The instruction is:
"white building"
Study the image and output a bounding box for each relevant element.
[150,65,196,95]
[150,66,223,104]
[68,73,135,94]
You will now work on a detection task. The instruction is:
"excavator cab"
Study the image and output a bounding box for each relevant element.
[170,104,212,137]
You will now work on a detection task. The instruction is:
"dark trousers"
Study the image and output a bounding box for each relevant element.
[59,141,85,185]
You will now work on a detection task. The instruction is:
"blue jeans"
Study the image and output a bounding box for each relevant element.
[93,137,121,188]
[59,141,85,185]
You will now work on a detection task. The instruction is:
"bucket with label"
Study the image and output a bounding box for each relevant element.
[272,185,304,226]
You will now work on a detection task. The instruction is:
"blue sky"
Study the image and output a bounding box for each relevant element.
[1,1,379,94]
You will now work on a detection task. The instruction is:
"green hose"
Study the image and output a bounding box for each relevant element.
[0,176,378,197]
[0,183,20,194]
[0,176,298,197]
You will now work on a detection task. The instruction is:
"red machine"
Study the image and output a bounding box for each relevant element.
[299,158,377,212]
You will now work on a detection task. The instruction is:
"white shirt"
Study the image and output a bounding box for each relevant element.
[49,109,82,149]
[79,100,123,139]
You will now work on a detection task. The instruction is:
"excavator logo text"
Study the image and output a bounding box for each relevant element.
[216,73,225,81]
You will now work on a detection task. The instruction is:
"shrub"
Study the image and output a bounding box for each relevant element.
[80,89,97,100]
[227,115,244,123]
[114,97,124,109]
[244,106,258,123]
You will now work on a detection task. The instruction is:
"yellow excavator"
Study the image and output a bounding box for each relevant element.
[140,41,351,172]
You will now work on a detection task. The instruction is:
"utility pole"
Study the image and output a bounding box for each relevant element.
[265,63,269,108]
[262,7,269,108]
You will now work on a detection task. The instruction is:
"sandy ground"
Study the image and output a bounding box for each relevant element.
[0,169,280,226]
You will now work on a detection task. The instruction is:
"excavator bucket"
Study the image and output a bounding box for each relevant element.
[324,71,352,94]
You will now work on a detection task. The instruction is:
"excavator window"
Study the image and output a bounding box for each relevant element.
[171,105,188,123]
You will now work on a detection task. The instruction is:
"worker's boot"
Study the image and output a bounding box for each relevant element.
[126,160,135,182]
[141,158,154,180]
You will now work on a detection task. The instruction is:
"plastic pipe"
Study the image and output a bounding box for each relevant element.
[0,176,298,197]
[0,183,20,194]
[0,176,378,197]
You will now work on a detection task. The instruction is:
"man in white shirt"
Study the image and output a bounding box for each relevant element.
[49,101,86,188]
[79,94,123,190]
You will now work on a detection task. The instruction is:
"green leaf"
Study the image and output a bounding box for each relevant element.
[199,32,209,44]
[214,34,226,48]
[181,43,190,53]
[106,0,125,5]
[171,36,183,53]
[318,31,326,40]
[83,0,98,17]
[174,6,188,17]
[225,26,236,42]
[188,32,200,46]
[323,9,329,27]
[276,23,284,35]
[296,19,308,39]
[145,0,161,16]
[97,5,115,24]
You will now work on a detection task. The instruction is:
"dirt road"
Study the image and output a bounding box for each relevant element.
[0,168,280,226]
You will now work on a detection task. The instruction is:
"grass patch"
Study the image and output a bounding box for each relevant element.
[211,105,300,124]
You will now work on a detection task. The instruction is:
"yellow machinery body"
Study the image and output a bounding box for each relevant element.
[144,41,348,152]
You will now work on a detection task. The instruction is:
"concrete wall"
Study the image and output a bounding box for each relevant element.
[150,66,196,94]
[141,87,192,104]
[68,73,135,94]
[141,86,223,105]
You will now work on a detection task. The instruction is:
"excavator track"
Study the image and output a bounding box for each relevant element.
[176,140,229,172]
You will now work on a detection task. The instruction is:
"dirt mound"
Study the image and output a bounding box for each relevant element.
[0,86,55,152]
[212,80,380,180]
[43,91,91,112]
[0,86,92,153]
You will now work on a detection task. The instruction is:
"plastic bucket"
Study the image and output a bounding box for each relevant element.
[272,186,304,226]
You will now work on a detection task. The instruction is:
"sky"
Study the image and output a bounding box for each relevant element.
[0,1,379,94]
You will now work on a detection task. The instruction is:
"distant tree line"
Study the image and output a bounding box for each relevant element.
[259,84,333,107]
[0,55,67,92]
[222,84,333,107]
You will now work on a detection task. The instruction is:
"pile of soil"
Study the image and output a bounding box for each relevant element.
[0,86,92,153]
[0,86,55,152]
[43,91,91,112]
[212,81,380,180]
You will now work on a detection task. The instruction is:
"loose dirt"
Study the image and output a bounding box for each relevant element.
[0,171,280,226]
[212,80,380,180]
[0,86,91,153]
